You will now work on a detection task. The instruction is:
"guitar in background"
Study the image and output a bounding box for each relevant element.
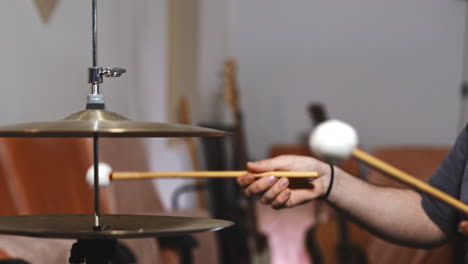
[224,58,270,264]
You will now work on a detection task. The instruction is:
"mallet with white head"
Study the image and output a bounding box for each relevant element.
[309,120,468,214]
[85,164,320,187]
[309,119,358,162]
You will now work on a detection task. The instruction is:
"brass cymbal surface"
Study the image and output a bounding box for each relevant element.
[0,109,228,138]
[0,214,234,239]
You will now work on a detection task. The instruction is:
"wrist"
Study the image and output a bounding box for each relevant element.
[319,163,335,200]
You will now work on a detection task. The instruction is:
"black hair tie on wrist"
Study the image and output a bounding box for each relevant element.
[319,163,334,200]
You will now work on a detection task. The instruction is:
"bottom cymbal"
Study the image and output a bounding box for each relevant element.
[0,214,233,239]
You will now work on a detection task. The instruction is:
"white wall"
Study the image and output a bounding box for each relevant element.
[0,0,139,124]
[199,0,231,123]
[0,1,89,124]
[131,0,198,209]
[229,0,466,159]
[0,0,191,209]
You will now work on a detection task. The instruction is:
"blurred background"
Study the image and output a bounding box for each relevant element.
[0,0,465,263]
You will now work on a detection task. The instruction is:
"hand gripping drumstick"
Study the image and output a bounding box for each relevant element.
[85,164,319,187]
[309,120,468,215]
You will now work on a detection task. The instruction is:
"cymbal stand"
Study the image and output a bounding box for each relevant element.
[69,0,127,257]
[87,0,126,231]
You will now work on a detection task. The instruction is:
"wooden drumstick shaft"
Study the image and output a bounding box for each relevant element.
[352,148,468,215]
[111,171,319,180]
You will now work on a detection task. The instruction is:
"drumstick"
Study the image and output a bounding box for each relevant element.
[86,163,319,187]
[310,120,468,215]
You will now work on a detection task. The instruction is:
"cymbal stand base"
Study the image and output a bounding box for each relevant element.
[69,239,116,264]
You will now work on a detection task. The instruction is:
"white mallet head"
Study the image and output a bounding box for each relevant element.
[309,120,358,162]
[86,162,113,187]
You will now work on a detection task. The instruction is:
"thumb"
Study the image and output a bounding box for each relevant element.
[247,155,295,173]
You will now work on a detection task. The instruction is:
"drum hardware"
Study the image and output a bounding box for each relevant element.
[86,0,124,110]
[87,67,126,109]
[0,1,232,263]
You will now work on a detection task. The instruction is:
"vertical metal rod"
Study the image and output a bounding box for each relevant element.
[92,0,98,68]
[91,1,101,217]
[93,134,101,230]
[91,0,100,96]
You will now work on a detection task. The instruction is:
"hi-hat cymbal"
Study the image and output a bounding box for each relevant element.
[0,214,234,239]
[0,109,228,137]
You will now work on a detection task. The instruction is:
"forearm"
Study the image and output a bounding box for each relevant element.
[328,167,447,247]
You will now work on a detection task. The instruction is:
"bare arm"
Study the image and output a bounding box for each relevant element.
[328,166,446,247]
[237,155,447,247]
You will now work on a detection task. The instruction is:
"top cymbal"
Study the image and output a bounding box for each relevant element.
[0,214,234,239]
[0,109,228,138]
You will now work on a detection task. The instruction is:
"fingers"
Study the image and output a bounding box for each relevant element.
[247,155,296,173]
[244,175,277,196]
[260,177,289,204]
[238,173,323,210]
[271,188,292,209]
[271,186,323,210]
[236,173,255,187]
[459,221,468,236]
[239,155,328,210]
